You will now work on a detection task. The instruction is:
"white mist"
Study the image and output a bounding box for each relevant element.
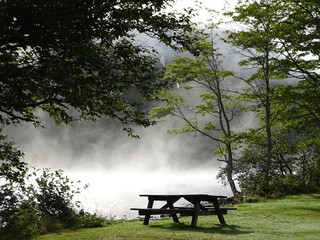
[69,168,231,219]
[5,116,232,218]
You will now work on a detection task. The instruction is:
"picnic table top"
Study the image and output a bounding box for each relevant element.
[139,194,228,199]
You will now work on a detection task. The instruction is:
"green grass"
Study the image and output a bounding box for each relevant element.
[35,194,320,240]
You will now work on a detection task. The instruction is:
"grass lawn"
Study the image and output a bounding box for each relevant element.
[35,194,320,240]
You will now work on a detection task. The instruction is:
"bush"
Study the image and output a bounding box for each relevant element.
[232,132,320,197]
[0,140,107,240]
[0,202,41,240]
[0,164,110,239]
[77,210,109,228]
[35,168,82,228]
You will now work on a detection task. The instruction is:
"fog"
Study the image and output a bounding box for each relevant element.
[3,0,300,219]
[4,0,241,218]
[5,41,242,220]
[5,115,232,219]
[3,36,254,219]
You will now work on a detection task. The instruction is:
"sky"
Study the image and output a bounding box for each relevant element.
[174,0,229,11]
[173,0,236,23]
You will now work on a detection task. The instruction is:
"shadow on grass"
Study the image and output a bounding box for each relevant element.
[150,222,253,235]
[298,207,320,213]
[309,194,320,200]
[287,193,320,201]
[290,194,320,213]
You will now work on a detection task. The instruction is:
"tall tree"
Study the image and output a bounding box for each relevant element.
[226,0,286,183]
[151,33,241,196]
[226,0,320,194]
[0,0,194,134]
[273,0,320,193]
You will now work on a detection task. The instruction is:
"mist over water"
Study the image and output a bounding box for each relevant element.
[4,31,242,219]
[3,1,297,219]
[5,116,232,219]
[72,169,230,219]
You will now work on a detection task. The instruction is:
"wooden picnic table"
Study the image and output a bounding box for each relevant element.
[131,194,236,227]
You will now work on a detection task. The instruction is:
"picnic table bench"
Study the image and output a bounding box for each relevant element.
[131,194,237,227]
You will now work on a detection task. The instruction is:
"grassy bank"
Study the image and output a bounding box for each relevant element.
[35,194,320,240]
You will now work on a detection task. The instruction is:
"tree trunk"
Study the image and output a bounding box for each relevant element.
[226,143,240,197]
[264,47,273,189]
[265,104,273,180]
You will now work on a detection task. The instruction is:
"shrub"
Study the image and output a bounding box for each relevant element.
[1,202,41,240]
[77,210,109,228]
[35,168,81,229]
[0,149,107,239]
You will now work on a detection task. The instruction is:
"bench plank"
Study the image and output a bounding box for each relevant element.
[130,207,237,217]
[131,208,196,215]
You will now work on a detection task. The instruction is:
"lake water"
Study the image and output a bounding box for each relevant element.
[5,118,233,219]
[69,167,232,219]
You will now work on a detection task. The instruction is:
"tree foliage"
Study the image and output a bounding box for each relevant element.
[0,1,196,237]
[272,0,320,131]
[149,0,320,197]
[224,0,320,196]
[225,0,290,183]
[151,31,241,196]
[0,0,195,133]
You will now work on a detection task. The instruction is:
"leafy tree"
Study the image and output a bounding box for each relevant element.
[0,130,28,228]
[0,0,194,134]
[273,0,319,82]
[1,2,197,236]
[225,0,291,186]
[151,32,241,196]
[225,0,320,195]
[271,0,320,131]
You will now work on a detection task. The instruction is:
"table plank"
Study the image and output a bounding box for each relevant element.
[140,194,228,199]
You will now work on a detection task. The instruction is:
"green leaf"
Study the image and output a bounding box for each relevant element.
[150,106,175,119]
[203,122,215,131]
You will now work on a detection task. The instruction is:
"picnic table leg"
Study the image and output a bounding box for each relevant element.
[191,201,200,227]
[160,197,180,223]
[212,199,226,225]
[191,213,199,227]
[143,198,154,225]
[168,203,179,223]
